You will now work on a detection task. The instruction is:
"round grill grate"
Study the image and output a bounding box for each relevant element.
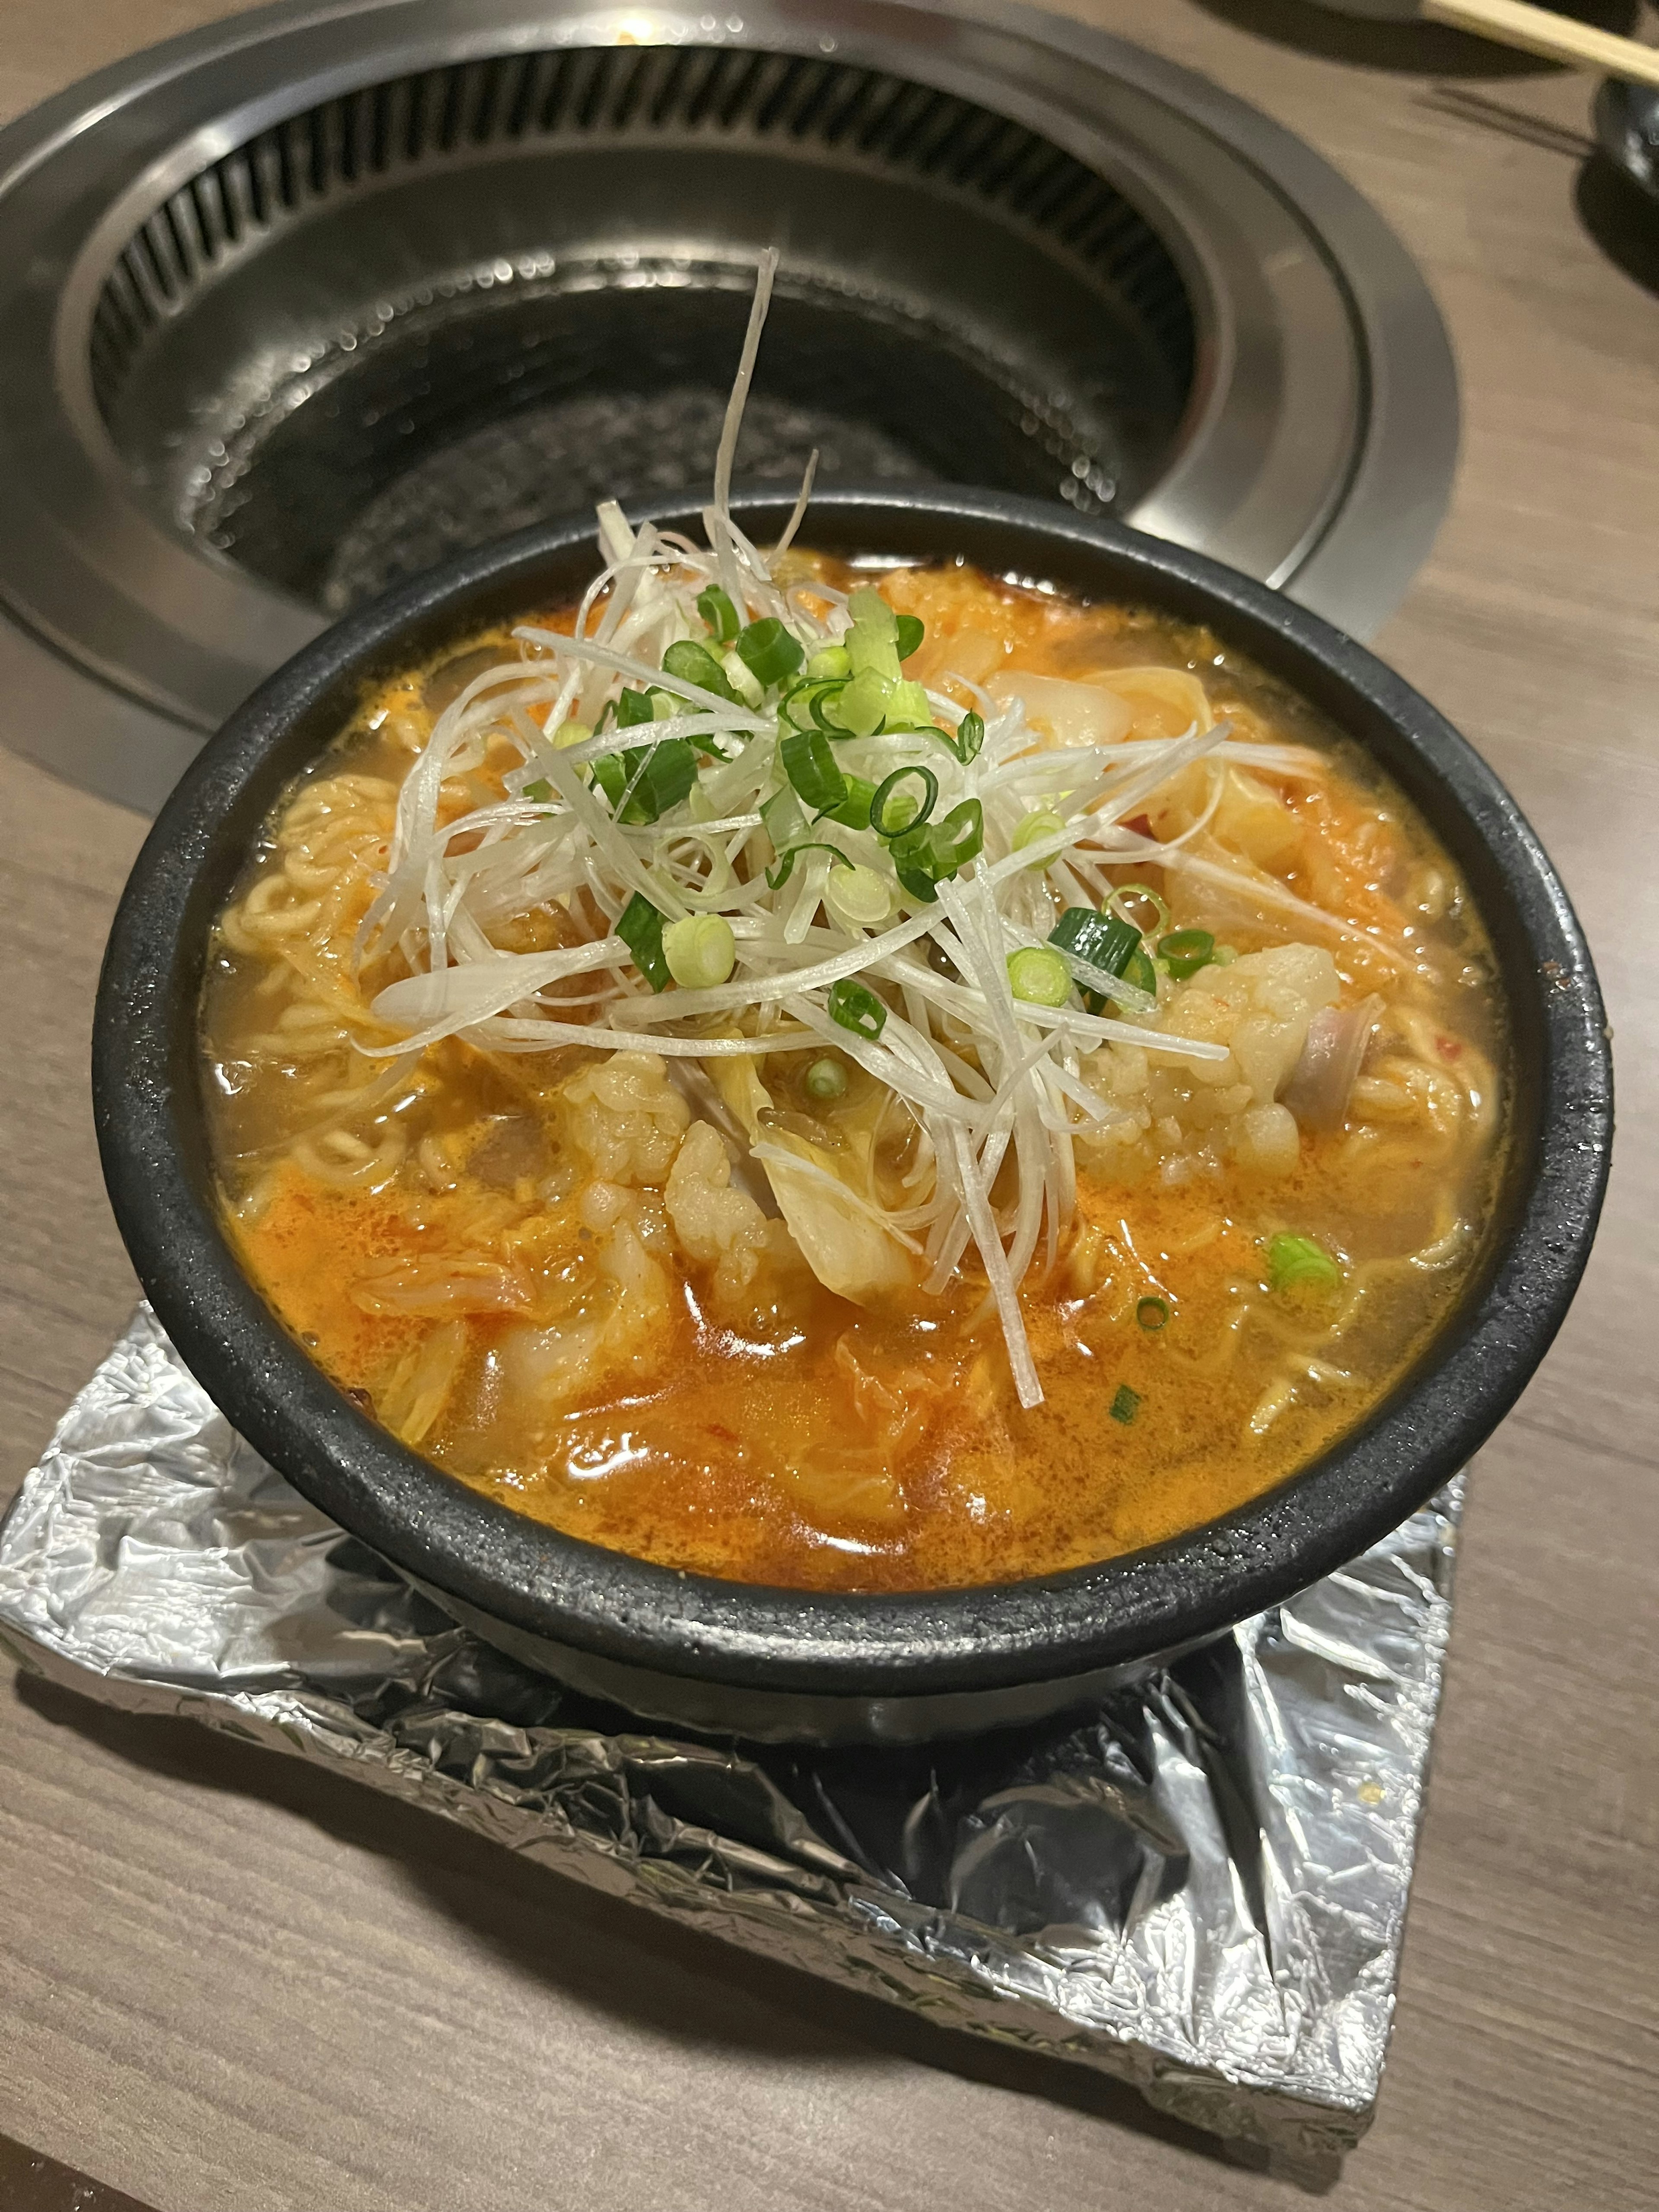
[89,46,1198,611]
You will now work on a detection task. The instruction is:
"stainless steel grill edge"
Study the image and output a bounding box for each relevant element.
[0,0,1457,813]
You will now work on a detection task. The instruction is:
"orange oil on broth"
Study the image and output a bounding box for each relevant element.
[203,559,1507,1592]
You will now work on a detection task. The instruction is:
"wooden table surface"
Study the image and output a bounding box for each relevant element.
[2,3,1656,2207]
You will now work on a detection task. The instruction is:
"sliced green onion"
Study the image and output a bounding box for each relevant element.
[1158,928,1216,980]
[894,613,925,661]
[734,617,804,687]
[824,862,892,930]
[824,774,875,832]
[781,725,847,813]
[521,779,552,803]
[952,710,985,765]
[1110,1383,1141,1425]
[1211,944,1238,968]
[696,583,740,644]
[1123,946,1159,997]
[847,585,897,639]
[826,976,887,1041]
[590,753,625,809]
[663,913,736,990]
[721,648,764,709]
[617,892,671,992]
[760,782,809,855]
[614,687,657,728]
[552,718,592,752]
[1050,906,1140,976]
[871,765,938,839]
[845,588,900,681]
[1265,1234,1344,1296]
[1136,1296,1170,1332]
[806,644,850,680]
[1006,946,1071,1007]
[779,677,838,733]
[832,667,894,734]
[808,680,853,734]
[662,638,739,703]
[1014,807,1064,861]
[594,738,698,825]
[804,1055,849,1101]
[889,800,984,903]
[644,741,699,817]
[766,839,851,891]
[1109,881,1172,937]
[883,679,933,730]
[1049,905,1144,1014]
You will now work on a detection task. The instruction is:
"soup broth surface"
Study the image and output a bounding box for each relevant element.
[202,558,1506,1591]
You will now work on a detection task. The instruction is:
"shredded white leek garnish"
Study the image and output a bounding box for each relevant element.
[357,255,1340,1411]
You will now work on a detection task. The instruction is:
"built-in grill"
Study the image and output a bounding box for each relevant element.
[0,0,1458,811]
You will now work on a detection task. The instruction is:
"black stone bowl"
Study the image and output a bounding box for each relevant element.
[92,490,1612,1745]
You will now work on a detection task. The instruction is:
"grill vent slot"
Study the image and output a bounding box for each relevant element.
[88,45,1194,418]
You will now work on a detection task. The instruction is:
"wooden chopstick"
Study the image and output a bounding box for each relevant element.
[1424,0,1659,88]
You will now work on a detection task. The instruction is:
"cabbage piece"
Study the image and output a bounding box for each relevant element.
[989,671,1133,750]
[709,1057,912,1306]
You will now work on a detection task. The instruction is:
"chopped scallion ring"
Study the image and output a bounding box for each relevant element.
[826,977,888,1041]
[1013,807,1064,860]
[766,839,851,891]
[616,892,671,992]
[1158,928,1216,980]
[734,617,804,686]
[1109,882,1172,938]
[721,648,764,708]
[823,774,875,832]
[663,638,740,704]
[824,862,892,930]
[882,679,933,731]
[593,737,698,825]
[1123,947,1159,997]
[846,586,897,641]
[952,710,985,765]
[1049,904,1142,1010]
[1049,905,1140,977]
[1110,1383,1141,1425]
[1135,1296,1170,1332]
[889,799,984,903]
[871,765,939,839]
[804,1055,849,1101]
[781,725,848,813]
[806,644,850,680]
[833,667,895,734]
[808,680,853,733]
[663,914,736,990]
[696,583,740,643]
[1006,945,1071,1007]
[1265,1234,1344,1296]
[894,613,925,661]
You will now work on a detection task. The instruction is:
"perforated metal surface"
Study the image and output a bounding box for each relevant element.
[94,48,1196,613]
[0,0,1458,812]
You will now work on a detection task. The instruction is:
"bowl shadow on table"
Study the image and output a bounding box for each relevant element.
[16,1671,1341,2196]
[1190,0,1640,72]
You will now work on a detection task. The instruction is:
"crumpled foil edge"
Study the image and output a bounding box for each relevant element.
[0,1308,1462,2163]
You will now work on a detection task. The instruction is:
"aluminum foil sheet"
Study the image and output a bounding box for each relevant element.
[0,1306,1462,2165]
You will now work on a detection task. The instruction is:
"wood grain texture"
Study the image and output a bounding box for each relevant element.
[1,3,1655,2208]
